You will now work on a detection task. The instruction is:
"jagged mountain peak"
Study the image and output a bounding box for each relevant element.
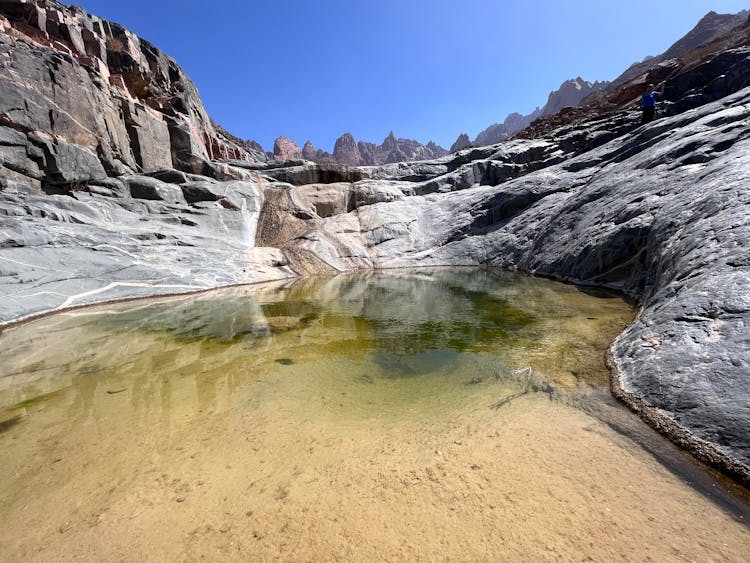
[464,77,606,149]
[662,8,749,60]
[272,131,448,166]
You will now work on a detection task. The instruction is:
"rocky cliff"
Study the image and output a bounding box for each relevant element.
[616,9,750,88]
[0,0,263,193]
[1,2,750,485]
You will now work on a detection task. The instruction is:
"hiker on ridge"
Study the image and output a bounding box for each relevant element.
[641,83,663,124]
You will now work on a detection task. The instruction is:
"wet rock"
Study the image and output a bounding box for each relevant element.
[267,317,302,333]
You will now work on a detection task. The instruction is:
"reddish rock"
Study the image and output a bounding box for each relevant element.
[273,136,302,161]
[0,0,262,185]
[301,140,317,160]
[333,133,362,165]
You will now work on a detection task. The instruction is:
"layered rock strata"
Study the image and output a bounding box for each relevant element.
[0,0,262,193]
[1,2,749,485]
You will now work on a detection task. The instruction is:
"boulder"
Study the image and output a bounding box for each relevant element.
[27,132,107,186]
[123,175,185,204]
[180,180,222,203]
[291,183,352,218]
[0,126,27,147]
[147,168,189,184]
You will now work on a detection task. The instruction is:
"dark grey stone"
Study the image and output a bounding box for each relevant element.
[123,175,185,204]
[180,180,222,203]
[147,168,189,184]
[0,126,27,147]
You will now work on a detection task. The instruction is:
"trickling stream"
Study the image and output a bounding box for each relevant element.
[0,268,748,561]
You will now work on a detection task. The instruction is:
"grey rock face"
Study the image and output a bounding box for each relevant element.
[664,10,749,58]
[0,175,293,322]
[123,175,185,204]
[617,9,750,87]
[541,77,609,116]
[449,133,472,153]
[470,8,747,149]
[474,112,534,146]
[301,140,317,161]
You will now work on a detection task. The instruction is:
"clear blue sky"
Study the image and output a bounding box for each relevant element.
[72,0,748,152]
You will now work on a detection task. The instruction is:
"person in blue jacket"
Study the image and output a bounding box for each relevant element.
[641,83,662,123]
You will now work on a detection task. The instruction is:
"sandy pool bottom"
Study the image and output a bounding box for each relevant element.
[1,367,748,562]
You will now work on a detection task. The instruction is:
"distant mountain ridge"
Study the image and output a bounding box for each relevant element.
[242,8,749,162]
[451,77,609,152]
[612,9,750,89]
[518,8,750,140]
[266,131,448,166]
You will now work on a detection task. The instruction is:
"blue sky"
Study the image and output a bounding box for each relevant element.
[72,1,749,152]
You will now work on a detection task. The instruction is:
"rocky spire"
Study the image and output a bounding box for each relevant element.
[333,133,362,165]
[273,136,302,161]
[450,133,472,153]
[382,131,398,152]
[301,140,317,161]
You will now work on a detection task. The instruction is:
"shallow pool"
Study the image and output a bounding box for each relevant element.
[0,268,747,561]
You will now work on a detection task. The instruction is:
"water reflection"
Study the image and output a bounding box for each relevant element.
[0,268,631,414]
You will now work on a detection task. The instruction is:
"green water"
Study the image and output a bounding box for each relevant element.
[0,268,627,431]
[0,268,748,562]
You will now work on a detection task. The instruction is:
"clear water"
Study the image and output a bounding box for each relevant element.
[0,268,747,561]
